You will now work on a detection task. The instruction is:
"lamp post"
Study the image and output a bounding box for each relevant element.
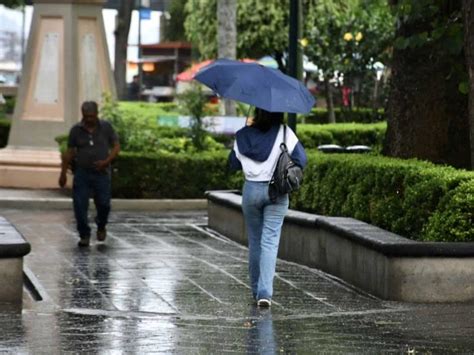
[288,0,303,133]
[137,0,143,95]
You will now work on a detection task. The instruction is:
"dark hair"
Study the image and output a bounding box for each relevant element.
[251,108,284,132]
[81,101,98,115]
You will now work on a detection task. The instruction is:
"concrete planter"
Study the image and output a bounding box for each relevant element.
[0,216,31,305]
[207,191,474,303]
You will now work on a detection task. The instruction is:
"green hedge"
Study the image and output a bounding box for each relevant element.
[291,152,474,242]
[118,101,179,124]
[111,151,242,198]
[0,118,11,148]
[297,122,386,150]
[303,107,385,124]
[55,139,473,241]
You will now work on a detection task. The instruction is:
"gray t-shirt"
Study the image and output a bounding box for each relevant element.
[68,119,118,170]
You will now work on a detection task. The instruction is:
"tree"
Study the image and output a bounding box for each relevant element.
[161,0,187,42]
[1,0,23,8]
[178,83,208,151]
[463,0,474,168]
[184,0,290,71]
[304,0,393,122]
[384,0,471,168]
[235,0,290,70]
[114,0,133,100]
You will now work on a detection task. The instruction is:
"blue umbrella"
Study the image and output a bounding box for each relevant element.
[194,58,315,114]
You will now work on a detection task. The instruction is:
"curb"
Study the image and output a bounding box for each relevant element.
[207,190,474,303]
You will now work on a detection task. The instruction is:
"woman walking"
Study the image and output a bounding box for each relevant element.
[229,108,307,307]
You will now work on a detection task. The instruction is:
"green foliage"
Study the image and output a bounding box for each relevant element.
[100,92,129,147]
[60,97,224,155]
[111,150,243,199]
[0,118,11,148]
[1,0,24,8]
[119,101,179,123]
[162,0,187,41]
[235,0,289,60]
[184,0,293,65]
[177,83,212,151]
[304,107,385,124]
[3,97,15,114]
[391,0,466,93]
[291,152,474,241]
[55,134,68,153]
[305,0,394,79]
[423,181,474,241]
[297,122,387,150]
[392,0,463,51]
[116,100,181,150]
[184,0,217,59]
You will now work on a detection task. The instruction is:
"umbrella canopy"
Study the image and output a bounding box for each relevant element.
[194,58,315,114]
[176,58,256,82]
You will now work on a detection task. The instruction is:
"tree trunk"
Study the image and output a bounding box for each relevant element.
[383,5,470,168]
[217,0,237,116]
[324,76,336,123]
[463,0,474,169]
[114,1,133,100]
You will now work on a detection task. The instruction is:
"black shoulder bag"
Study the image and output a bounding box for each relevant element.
[268,125,304,202]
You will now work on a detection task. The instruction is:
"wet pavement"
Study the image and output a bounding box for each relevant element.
[1,208,474,353]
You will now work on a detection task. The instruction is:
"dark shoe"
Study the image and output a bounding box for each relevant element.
[97,228,107,242]
[78,237,90,247]
[257,299,271,307]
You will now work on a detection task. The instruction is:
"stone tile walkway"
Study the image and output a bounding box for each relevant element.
[1,209,474,353]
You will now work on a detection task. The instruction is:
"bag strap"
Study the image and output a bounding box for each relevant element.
[280,124,288,152]
[271,125,288,181]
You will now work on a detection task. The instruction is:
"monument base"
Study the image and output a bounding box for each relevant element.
[0,148,63,188]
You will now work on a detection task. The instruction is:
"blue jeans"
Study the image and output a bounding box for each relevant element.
[242,181,289,300]
[73,168,111,238]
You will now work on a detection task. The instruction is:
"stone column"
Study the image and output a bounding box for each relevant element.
[0,0,116,188]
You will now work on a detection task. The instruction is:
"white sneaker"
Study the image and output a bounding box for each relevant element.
[257,298,271,307]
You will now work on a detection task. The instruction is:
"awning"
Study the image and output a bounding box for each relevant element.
[128,56,177,64]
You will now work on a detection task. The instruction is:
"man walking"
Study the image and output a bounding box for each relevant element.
[59,101,120,247]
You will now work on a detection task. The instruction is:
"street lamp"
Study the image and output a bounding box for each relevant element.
[137,0,151,95]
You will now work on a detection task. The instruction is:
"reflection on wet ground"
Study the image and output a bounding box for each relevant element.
[1,209,474,353]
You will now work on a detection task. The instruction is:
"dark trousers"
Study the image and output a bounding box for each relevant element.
[73,168,111,238]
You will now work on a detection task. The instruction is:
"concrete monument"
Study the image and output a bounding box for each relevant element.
[0,0,116,188]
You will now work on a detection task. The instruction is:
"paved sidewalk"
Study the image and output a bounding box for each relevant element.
[0,205,474,352]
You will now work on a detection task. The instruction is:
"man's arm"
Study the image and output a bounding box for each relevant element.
[58,148,75,188]
[94,141,120,172]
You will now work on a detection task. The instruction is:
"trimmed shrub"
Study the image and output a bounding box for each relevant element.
[423,181,474,241]
[291,152,474,241]
[119,101,180,124]
[99,96,221,153]
[55,134,68,153]
[297,122,386,150]
[5,97,15,114]
[303,107,385,124]
[111,151,243,199]
[0,118,11,148]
